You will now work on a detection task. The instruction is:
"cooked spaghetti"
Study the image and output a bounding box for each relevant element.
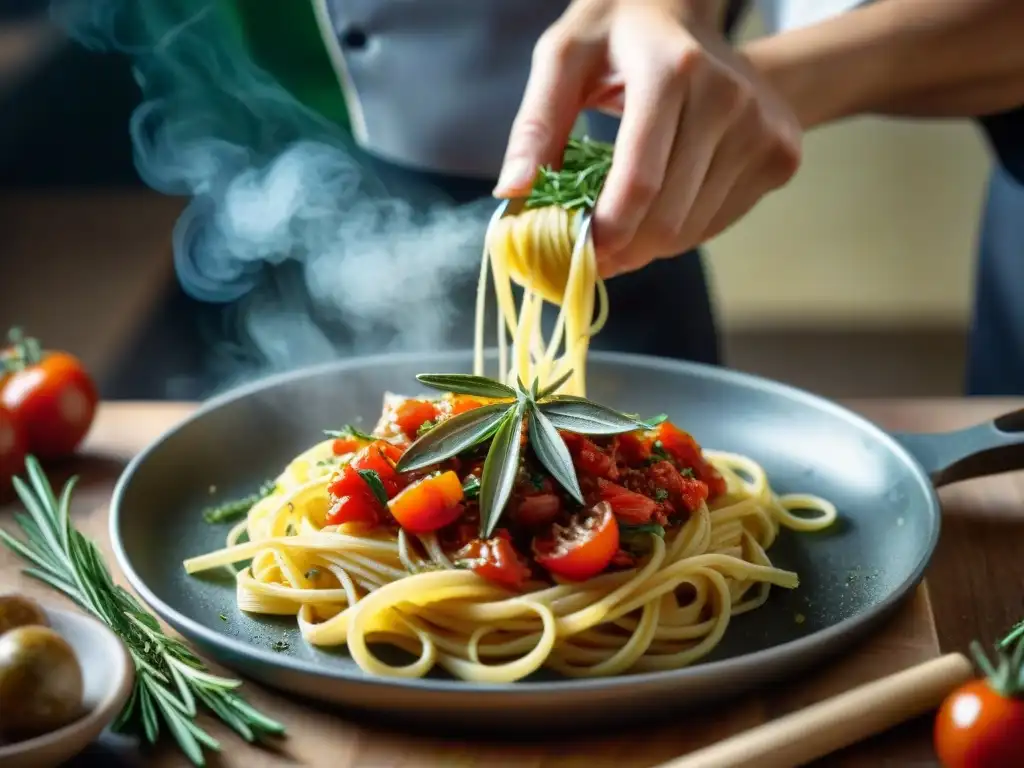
[184,390,837,683]
[473,204,606,398]
[184,153,837,682]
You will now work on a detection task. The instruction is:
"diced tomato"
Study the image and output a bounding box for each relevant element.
[331,437,364,455]
[513,493,563,528]
[449,395,488,416]
[328,440,404,498]
[616,431,653,466]
[678,476,711,511]
[643,460,709,513]
[456,531,531,589]
[656,422,727,498]
[596,478,658,523]
[533,502,619,581]
[561,432,617,479]
[610,549,637,569]
[388,470,465,534]
[394,399,439,439]
[325,490,381,527]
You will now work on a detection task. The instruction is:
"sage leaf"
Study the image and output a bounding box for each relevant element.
[396,402,510,472]
[415,373,516,400]
[529,406,584,505]
[479,401,527,538]
[356,469,389,507]
[536,369,574,400]
[539,396,648,435]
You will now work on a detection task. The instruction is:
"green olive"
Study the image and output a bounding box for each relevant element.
[0,625,84,738]
[0,593,48,636]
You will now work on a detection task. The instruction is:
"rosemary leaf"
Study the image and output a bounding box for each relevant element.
[539,395,649,435]
[528,407,584,505]
[415,373,516,400]
[396,402,511,472]
[0,457,286,766]
[202,479,276,524]
[479,402,527,538]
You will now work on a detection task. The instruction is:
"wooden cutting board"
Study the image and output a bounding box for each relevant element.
[0,404,942,767]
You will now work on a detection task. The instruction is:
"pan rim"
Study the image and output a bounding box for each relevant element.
[109,349,941,695]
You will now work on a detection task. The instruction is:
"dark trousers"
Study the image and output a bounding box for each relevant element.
[966,163,1024,395]
[102,155,721,401]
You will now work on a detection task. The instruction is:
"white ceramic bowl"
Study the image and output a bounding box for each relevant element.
[0,605,135,768]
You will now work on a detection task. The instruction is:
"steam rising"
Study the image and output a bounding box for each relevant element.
[56,0,489,392]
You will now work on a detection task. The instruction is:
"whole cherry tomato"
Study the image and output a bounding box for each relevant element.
[0,405,27,499]
[934,640,1024,767]
[1,329,97,461]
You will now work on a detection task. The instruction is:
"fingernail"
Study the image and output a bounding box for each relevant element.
[493,158,534,196]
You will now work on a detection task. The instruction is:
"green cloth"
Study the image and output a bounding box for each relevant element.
[221,0,350,130]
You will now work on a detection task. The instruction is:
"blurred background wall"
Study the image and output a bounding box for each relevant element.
[0,4,992,399]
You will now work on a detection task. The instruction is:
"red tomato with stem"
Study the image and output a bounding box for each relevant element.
[1,329,97,461]
[0,405,27,498]
[935,639,1024,768]
[533,501,619,581]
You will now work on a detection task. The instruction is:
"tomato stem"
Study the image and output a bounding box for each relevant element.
[972,636,1024,698]
[4,327,42,371]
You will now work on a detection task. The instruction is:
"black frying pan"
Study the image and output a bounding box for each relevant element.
[109,350,1024,731]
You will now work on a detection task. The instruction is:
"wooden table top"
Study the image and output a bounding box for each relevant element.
[4,398,1024,767]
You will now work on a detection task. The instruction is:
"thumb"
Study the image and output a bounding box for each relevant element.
[494,34,590,197]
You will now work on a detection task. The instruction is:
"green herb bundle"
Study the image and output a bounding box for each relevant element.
[0,458,285,765]
[525,137,614,212]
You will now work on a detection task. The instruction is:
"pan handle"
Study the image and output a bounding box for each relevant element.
[894,408,1024,487]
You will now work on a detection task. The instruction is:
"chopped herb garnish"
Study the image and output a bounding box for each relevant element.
[357,469,390,506]
[651,440,671,462]
[417,418,438,437]
[654,488,669,502]
[526,137,613,212]
[681,467,695,478]
[621,523,666,538]
[271,640,289,652]
[529,471,547,491]
[219,613,228,622]
[202,479,276,524]
[305,568,320,580]
[324,424,375,442]
[462,474,481,499]
[285,524,296,536]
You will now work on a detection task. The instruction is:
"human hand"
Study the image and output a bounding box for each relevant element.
[495,0,804,277]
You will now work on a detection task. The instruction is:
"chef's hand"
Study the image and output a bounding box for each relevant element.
[495,0,803,278]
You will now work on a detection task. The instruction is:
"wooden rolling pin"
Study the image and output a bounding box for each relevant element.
[655,653,972,768]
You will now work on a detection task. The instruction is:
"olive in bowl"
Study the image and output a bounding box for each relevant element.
[0,625,85,739]
[0,593,48,636]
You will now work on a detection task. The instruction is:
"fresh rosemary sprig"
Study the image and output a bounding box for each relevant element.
[0,457,285,765]
[525,137,613,212]
[395,372,651,537]
[202,479,276,524]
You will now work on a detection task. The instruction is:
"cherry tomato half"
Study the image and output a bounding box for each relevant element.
[388,471,464,534]
[325,490,382,528]
[456,531,531,590]
[0,405,27,499]
[1,332,97,461]
[533,501,619,581]
[935,677,1024,768]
